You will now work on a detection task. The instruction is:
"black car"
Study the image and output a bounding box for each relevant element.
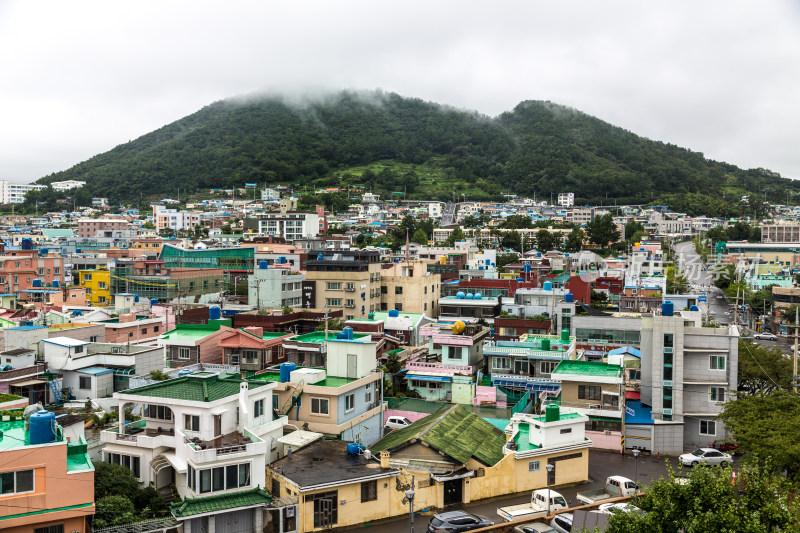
[427,510,494,532]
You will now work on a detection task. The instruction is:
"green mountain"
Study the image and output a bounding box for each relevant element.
[35,91,797,215]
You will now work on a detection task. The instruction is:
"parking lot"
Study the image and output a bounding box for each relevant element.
[349,449,702,532]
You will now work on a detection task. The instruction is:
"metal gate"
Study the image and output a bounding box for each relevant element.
[625,425,652,451]
[443,479,463,506]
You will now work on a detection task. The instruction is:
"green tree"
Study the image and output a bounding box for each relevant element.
[606,462,800,533]
[315,318,345,331]
[499,230,521,252]
[142,221,156,230]
[585,213,620,247]
[564,228,584,252]
[737,339,793,394]
[94,495,136,528]
[705,225,728,243]
[624,220,645,242]
[665,265,689,294]
[411,228,428,244]
[535,229,557,252]
[712,263,736,290]
[444,227,465,246]
[463,211,490,229]
[718,390,800,479]
[93,461,140,502]
[499,214,533,229]
[495,253,520,271]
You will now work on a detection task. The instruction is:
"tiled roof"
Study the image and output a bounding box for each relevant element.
[371,405,507,467]
[170,488,272,518]
[122,372,267,402]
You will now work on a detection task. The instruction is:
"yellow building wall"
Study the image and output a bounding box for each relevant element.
[78,269,111,306]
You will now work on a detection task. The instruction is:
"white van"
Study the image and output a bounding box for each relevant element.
[385,416,412,430]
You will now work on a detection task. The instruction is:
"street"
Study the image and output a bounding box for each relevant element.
[347,449,700,532]
[674,241,730,324]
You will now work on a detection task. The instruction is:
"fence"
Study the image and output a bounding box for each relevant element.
[92,516,178,533]
[511,391,531,415]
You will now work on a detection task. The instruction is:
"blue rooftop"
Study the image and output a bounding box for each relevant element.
[8,325,46,331]
[608,346,641,358]
[625,400,653,424]
[78,367,115,376]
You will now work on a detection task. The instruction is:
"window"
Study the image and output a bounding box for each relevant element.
[346,282,355,291]
[89,336,98,342]
[254,399,265,418]
[141,328,148,334]
[79,376,91,389]
[243,349,260,364]
[34,526,64,533]
[493,357,510,370]
[184,414,200,432]
[365,384,373,404]
[98,281,107,289]
[143,404,172,421]
[345,393,355,412]
[311,397,329,415]
[178,347,191,360]
[326,282,342,290]
[710,355,726,370]
[540,361,558,374]
[560,428,573,434]
[528,460,541,472]
[710,387,726,402]
[154,326,159,333]
[395,303,403,311]
[361,480,377,502]
[578,385,601,401]
[700,420,716,435]
[0,469,34,495]
[395,286,403,295]
[326,298,342,307]
[74,345,84,354]
[105,453,140,478]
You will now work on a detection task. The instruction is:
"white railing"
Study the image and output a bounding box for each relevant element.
[405,361,473,376]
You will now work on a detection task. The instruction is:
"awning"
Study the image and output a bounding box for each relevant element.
[11,378,47,387]
[406,374,452,382]
[432,470,475,482]
[151,452,187,474]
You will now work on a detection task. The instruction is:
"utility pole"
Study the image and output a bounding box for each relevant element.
[794,307,799,393]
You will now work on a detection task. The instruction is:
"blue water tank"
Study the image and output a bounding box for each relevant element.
[39,248,48,256]
[29,411,56,445]
[565,293,574,303]
[134,294,140,303]
[21,239,33,250]
[150,298,159,306]
[279,362,296,383]
[317,253,324,261]
[279,256,287,264]
[478,266,484,270]
[523,264,532,272]
[368,312,374,320]
[516,277,524,282]
[485,259,491,265]
[52,281,59,288]
[689,305,700,311]
[662,301,674,317]
[456,292,466,299]
[259,260,268,269]
[76,249,82,253]
[347,442,364,455]
[388,309,400,318]
[209,306,222,320]
[32,279,42,288]
[474,293,482,300]
[465,293,474,300]
[543,282,552,291]
[342,326,354,340]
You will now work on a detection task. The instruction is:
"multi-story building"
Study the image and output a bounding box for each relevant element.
[0,407,94,532]
[0,180,46,204]
[0,249,64,294]
[558,192,575,207]
[484,331,576,395]
[110,260,224,303]
[78,268,111,306]
[101,371,295,530]
[640,304,738,452]
[248,261,304,309]
[77,218,130,239]
[379,261,440,316]
[250,211,321,242]
[49,179,86,191]
[761,224,800,243]
[153,205,202,232]
[303,250,382,319]
[503,284,577,333]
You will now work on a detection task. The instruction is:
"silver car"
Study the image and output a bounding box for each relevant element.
[754,332,777,341]
[679,448,733,467]
[550,513,573,533]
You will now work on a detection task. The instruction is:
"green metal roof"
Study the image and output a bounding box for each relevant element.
[371,405,507,467]
[551,360,623,378]
[171,488,272,518]
[122,372,268,402]
[160,243,254,270]
[159,322,229,342]
[288,331,370,344]
[371,311,425,326]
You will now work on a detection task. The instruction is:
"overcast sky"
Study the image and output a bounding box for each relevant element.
[1,1,799,184]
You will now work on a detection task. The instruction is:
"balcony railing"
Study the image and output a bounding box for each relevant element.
[405,361,473,376]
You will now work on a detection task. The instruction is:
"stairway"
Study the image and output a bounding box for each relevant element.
[279,380,304,416]
[48,378,62,405]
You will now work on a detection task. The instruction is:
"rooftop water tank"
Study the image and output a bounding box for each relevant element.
[541,338,551,351]
[543,281,552,291]
[465,293,474,299]
[32,279,42,288]
[134,294,140,303]
[259,260,268,269]
[516,278,524,282]
[347,442,364,455]
[456,292,466,299]
[368,312,374,320]
[388,309,400,318]
[662,301,674,317]
[565,293,574,303]
[51,281,59,288]
[689,305,700,311]
[29,411,56,445]
[561,329,570,342]
[209,306,222,320]
[474,293,482,300]
[451,321,466,335]
[278,256,287,264]
[342,327,354,340]
[545,403,560,422]
[150,298,159,306]
[279,362,296,383]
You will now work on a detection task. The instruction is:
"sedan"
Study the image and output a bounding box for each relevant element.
[754,332,777,341]
[428,511,494,533]
[514,523,557,533]
[597,503,644,515]
[679,448,733,467]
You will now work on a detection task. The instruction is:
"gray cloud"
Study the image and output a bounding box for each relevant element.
[1,0,799,183]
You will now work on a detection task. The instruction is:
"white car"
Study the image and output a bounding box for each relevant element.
[679,448,733,467]
[385,416,413,430]
[597,502,643,515]
[754,332,777,341]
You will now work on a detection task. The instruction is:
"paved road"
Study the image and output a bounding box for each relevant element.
[674,241,731,324]
[348,449,706,533]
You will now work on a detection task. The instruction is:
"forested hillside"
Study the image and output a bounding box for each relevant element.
[36,91,799,214]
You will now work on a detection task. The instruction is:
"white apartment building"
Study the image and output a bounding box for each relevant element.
[0,180,46,204]
[153,205,202,232]
[558,192,575,207]
[50,180,87,191]
[254,212,320,242]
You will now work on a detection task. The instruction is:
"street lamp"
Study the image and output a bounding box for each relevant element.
[632,449,640,491]
[545,463,555,516]
[402,487,415,533]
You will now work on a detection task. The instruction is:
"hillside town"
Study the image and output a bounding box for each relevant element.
[0,181,796,532]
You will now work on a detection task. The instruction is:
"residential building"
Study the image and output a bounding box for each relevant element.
[484,331,576,395]
[558,192,575,207]
[248,261,304,309]
[78,268,111,306]
[0,180,46,204]
[101,371,295,530]
[153,205,202,232]
[762,224,800,243]
[437,294,502,322]
[77,218,130,238]
[250,211,321,241]
[640,304,739,452]
[96,314,165,343]
[379,261,440,315]
[49,179,86,191]
[619,286,663,313]
[503,284,577,332]
[0,249,65,294]
[110,260,224,303]
[303,250,382,319]
[419,322,490,374]
[0,408,94,532]
[218,327,291,372]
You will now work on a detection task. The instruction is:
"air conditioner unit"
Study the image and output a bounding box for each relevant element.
[285,507,295,518]
[589,405,601,410]
[662,408,673,416]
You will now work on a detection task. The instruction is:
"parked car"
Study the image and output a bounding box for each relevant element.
[597,502,643,515]
[427,511,494,533]
[385,416,412,430]
[514,522,558,533]
[549,513,573,533]
[679,448,733,467]
[711,440,739,454]
[754,332,777,341]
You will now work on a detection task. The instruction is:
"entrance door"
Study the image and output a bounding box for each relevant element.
[443,479,463,506]
[214,414,222,437]
[347,354,357,379]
